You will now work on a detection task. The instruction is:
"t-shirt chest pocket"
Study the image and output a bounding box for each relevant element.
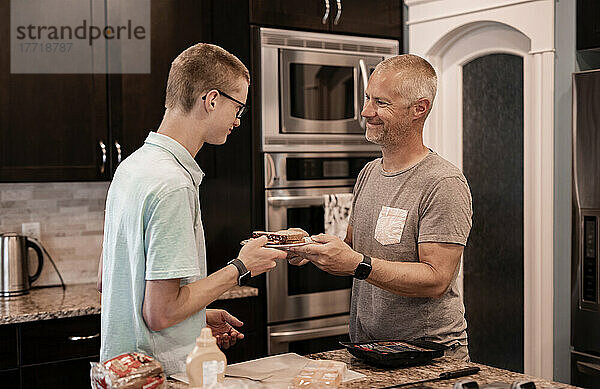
[374,206,408,245]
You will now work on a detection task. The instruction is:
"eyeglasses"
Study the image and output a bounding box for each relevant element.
[202,89,249,119]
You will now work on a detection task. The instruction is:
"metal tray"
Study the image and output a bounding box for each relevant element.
[339,339,447,367]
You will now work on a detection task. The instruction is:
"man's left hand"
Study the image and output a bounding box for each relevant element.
[206,309,244,349]
[288,234,362,276]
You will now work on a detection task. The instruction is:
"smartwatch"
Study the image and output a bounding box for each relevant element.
[353,254,372,280]
[227,258,251,286]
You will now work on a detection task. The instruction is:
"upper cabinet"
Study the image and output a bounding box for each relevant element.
[108,0,208,167]
[0,0,208,182]
[250,0,403,39]
[0,1,109,182]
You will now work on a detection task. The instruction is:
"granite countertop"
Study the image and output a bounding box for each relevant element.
[167,349,576,389]
[0,283,258,325]
[307,350,576,388]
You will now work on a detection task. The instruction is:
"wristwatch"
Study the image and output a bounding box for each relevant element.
[353,254,372,280]
[227,258,251,286]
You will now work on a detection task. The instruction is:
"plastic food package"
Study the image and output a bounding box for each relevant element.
[90,352,166,389]
[290,360,347,388]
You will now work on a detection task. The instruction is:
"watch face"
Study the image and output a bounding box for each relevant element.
[239,271,251,286]
[355,263,372,280]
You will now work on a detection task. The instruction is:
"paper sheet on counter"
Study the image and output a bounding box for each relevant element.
[171,352,366,388]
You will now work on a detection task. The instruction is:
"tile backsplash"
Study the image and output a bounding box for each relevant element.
[0,182,110,286]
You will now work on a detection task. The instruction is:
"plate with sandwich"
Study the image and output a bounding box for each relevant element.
[241,228,312,248]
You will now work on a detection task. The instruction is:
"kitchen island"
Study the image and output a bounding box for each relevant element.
[168,349,576,388]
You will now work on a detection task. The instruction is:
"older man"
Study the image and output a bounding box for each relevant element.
[98,43,287,376]
[290,54,473,360]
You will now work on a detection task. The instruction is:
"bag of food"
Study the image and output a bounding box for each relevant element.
[90,352,166,389]
[290,359,347,388]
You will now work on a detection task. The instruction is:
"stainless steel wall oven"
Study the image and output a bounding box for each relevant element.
[264,152,379,355]
[254,26,396,355]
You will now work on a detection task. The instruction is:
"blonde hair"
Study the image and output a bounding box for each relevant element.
[374,54,437,113]
[165,43,250,113]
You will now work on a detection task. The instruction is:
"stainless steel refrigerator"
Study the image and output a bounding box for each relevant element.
[572,69,600,387]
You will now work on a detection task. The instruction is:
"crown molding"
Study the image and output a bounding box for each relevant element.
[403,0,442,5]
[406,0,545,26]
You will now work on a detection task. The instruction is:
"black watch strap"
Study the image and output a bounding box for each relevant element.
[353,254,372,280]
[227,258,251,286]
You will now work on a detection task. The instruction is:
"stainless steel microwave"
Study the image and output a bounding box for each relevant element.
[257,27,399,152]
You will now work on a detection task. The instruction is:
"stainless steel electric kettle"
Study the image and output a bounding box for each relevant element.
[0,233,44,297]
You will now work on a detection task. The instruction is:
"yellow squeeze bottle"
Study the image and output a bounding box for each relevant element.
[186,327,227,388]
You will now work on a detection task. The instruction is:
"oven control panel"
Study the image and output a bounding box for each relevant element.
[582,215,598,308]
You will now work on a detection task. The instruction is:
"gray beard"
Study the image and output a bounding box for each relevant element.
[365,124,407,147]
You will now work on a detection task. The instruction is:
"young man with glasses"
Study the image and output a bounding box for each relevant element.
[98,43,287,376]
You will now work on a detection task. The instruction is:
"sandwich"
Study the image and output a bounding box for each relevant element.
[252,228,309,244]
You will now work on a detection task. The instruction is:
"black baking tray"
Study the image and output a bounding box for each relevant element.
[339,339,447,367]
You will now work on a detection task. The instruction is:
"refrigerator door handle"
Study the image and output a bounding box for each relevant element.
[576,361,600,376]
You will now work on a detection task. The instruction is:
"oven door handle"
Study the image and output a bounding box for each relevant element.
[270,324,348,342]
[267,195,326,207]
[577,361,600,376]
[358,59,369,129]
[265,153,277,187]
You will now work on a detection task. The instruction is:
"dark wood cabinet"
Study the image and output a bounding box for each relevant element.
[577,0,600,51]
[208,295,266,363]
[0,1,109,182]
[250,0,330,32]
[0,324,18,370]
[108,0,210,173]
[20,315,100,365]
[250,0,403,38]
[21,357,98,389]
[0,315,100,389]
[0,0,211,182]
[0,369,20,387]
[328,0,402,38]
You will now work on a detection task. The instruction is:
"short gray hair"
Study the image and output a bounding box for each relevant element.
[374,54,437,113]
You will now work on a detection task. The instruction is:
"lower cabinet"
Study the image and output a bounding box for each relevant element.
[0,315,100,389]
[0,297,263,387]
[208,295,266,364]
[21,357,99,389]
[0,369,20,387]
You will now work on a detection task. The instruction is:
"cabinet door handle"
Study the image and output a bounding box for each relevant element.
[334,0,342,25]
[115,140,122,164]
[322,0,330,24]
[68,333,100,341]
[99,141,107,174]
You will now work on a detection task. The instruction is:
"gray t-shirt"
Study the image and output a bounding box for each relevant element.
[349,151,472,351]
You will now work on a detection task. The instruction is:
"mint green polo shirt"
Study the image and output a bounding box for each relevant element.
[100,131,207,376]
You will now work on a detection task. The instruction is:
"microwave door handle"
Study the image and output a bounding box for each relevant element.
[267,195,326,207]
[358,59,369,129]
[322,0,330,24]
[270,324,349,342]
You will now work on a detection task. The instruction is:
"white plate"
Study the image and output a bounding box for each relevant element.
[240,237,313,249]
